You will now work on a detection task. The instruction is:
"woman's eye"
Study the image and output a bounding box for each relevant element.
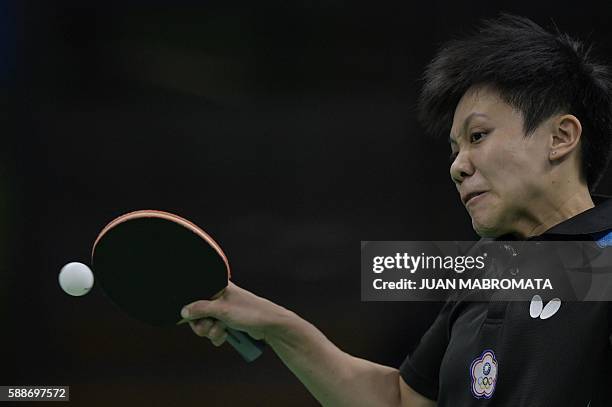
[470,132,487,143]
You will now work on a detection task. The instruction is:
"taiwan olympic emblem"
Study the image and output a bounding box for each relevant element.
[470,349,498,399]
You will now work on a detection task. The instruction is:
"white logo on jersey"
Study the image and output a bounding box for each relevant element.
[529,295,561,319]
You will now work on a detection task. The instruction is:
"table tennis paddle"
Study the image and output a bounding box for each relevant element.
[91,209,264,362]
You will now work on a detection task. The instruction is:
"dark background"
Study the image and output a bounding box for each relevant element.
[4,1,612,406]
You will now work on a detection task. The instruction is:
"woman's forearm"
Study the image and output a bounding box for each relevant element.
[265,310,402,407]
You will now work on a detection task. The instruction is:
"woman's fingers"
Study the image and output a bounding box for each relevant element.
[190,318,227,346]
[190,317,214,337]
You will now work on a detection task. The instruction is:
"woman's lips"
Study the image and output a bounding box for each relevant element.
[465,191,487,207]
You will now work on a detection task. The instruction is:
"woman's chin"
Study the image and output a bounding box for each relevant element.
[471,217,503,238]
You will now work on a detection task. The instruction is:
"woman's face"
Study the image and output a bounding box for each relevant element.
[449,86,554,238]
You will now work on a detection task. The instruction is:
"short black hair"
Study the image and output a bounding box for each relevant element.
[418,14,612,190]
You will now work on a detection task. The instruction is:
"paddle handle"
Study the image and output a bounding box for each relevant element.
[225,328,265,362]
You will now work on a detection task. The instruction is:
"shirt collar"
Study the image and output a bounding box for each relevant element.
[493,194,612,240]
[543,194,612,236]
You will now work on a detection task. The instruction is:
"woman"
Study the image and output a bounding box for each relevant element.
[181,15,612,406]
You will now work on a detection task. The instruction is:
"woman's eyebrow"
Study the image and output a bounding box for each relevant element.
[449,112,490,144]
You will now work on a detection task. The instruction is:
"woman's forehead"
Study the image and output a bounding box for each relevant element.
[455,86,506,116]
[451,86,523,137]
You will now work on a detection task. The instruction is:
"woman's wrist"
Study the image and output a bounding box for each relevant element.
[261,306,301,344]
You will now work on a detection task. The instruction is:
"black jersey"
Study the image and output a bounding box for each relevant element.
[400,198,612,406]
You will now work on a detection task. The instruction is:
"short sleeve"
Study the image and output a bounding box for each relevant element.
[399,301,453,401]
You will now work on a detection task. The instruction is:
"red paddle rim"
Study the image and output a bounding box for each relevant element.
[92,209,231,278]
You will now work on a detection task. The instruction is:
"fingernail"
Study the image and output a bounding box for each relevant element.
[181,307,189,318]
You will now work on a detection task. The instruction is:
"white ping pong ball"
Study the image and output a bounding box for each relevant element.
[59,262,94,296]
